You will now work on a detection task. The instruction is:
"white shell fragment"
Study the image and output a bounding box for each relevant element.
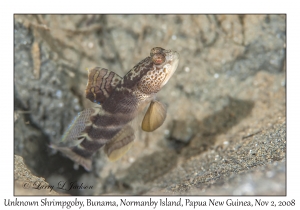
[142,100,167,132]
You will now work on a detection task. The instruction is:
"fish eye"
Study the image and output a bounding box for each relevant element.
[150,47,164,57]
[152,53,165,65]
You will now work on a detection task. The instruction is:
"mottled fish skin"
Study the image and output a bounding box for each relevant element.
[54,47,179,171]
[85,67,122,104]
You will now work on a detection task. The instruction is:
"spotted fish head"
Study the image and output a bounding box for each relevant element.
[137,47,179,94]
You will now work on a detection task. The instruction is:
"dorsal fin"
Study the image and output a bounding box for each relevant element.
[61,108,96,142]
[85,67,122,104]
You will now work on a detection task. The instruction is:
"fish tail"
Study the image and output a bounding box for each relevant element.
[50,144,93,171]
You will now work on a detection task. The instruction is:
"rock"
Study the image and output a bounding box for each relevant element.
[14,155,61,195]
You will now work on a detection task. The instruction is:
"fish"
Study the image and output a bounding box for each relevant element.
[51,47,179,171]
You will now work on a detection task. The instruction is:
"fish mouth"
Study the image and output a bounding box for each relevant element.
[161,50,180,86]
[170,51,180,73]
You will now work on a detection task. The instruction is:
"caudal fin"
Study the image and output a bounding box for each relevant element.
[50,145,92,171]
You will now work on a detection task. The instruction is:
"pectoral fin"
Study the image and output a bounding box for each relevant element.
[104,124,135,161]
[141,100,167,132]
[85,67,122,104]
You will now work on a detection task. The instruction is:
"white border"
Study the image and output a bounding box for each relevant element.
[2,1,298,209]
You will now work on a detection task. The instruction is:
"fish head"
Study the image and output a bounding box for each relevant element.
[137,47,179,94]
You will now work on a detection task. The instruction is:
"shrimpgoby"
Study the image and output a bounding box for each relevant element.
[52,47,179,171]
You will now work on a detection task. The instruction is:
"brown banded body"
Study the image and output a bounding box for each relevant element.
[51,47,179,171]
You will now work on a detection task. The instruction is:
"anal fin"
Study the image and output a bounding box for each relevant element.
[104,124,135,161]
